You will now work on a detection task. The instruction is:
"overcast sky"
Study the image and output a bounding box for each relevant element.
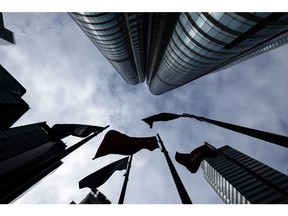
[1,11,288,205]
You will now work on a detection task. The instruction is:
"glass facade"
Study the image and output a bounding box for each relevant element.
[201,145,288,204]
[69,12,143,85]
[70,12,288,94]
[149,13,288,94]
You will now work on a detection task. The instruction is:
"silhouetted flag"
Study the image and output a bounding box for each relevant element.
[79,157,129,190]
[175,144,219,173]
[93,130,159,159]
[142,113,182,128]
[50,124,104,140]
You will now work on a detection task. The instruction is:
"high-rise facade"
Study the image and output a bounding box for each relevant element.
[69,13,178,85]
[0,12,15,46]
[201,145,288,204]
[0,122,66,203]
[0,65,29,130]
[0,64,29,130]
[69,12,288,95]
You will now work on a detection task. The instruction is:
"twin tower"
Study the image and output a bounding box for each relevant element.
[69,13,288,95]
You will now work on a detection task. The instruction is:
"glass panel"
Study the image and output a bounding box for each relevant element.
[211,12,224,20]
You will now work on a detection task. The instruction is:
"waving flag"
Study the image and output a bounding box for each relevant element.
[79,157,129,190]
[175,144,219,173]
[142,113,182,128]
[93,130,159,159]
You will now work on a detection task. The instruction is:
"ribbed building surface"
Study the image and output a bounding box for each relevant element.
[70,13,288,95]
[69,12,179,86]
[69,13,145,85]
[0,122,66,203]
[201,145,288,204]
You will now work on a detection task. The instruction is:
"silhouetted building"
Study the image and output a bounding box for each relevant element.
[201,145,288,204]
[0,13,15,45]
[0,64,29,129]
[0,122,66,203]
[69,13,288,95]
[71,189,111,204]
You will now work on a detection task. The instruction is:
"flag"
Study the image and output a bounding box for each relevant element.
[93,130,159,159]
[79,157,129,190]
[50,124,104,140]
[142,113,182,128]
[175,144,219,173]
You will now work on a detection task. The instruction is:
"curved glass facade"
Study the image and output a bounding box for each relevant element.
[69,13,288,94]
[69,12,141,85]
[149,13,288,95]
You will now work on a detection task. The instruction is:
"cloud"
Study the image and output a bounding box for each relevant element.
[1,12,287,204]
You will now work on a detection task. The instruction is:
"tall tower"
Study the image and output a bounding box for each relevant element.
[0,12,15,45]
[68,12,178,85]
[149,13,288,94]
[0,122,66,203]
[201,145,288,204]
[0,64,29,129]
[70,12,288,95]
[69,13,146,85]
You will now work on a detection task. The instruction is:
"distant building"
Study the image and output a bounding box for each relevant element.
[71,189,111,204]
[70,13,288,95]
[201,145,288,204]
[0,12,15,45]
[0,122,66,203]
[0,64,29,129]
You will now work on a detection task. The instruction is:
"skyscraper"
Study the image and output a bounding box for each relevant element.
[69,13,178,85]
[0,64,29,130]
[0,12,15,46]
[0,122,66,203]
[201,145,288,204]
[69,12,288,95]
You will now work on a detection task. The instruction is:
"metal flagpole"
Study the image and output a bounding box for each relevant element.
[183,113,288,148]
[118,154,133,204]
[204,142,288,200]
[157,134,193,204]
[0,125,110,204]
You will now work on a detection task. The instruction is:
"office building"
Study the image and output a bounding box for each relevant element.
[0,12,15,45]
[201,145,288,204]
[71,189,111,204]
[69,13,288,95]
[68,13,179,85]
[0,122,66,203]
[0,64,29,129]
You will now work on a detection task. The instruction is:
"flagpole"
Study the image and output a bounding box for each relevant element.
[118,154,133,204]
[183,113,288,148]
[204,142,288,200]
[0,125,110,204]
[157,134,192,204]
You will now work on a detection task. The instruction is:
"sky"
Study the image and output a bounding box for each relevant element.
[1,10,288,207]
